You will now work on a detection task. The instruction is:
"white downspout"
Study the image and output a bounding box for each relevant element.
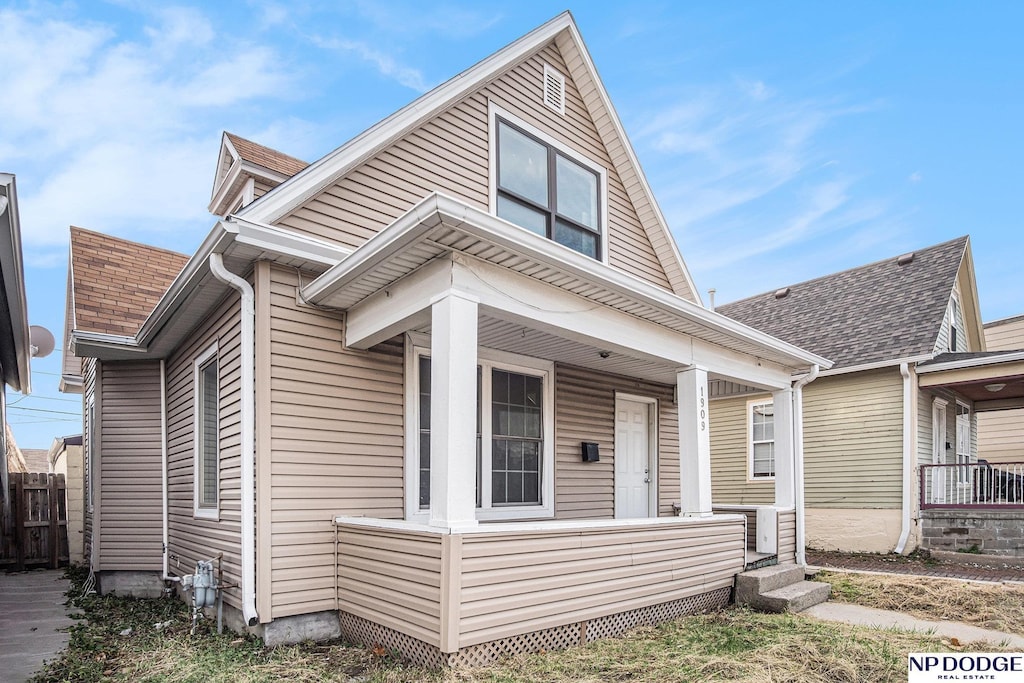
[792,364,818,566]
[160,359,179,583]
[894,362,915,554]
[209,253,258,626]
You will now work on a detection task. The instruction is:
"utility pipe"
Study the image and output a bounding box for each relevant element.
[792,364,819,566]
[894,362,915,554]
[160,359,179,583]
[208,253,258,626]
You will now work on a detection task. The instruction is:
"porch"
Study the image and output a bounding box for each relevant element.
[919,462,1024,557]
[332,514,744,667]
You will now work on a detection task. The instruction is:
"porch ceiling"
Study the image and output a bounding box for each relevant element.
[303,193,830,375]
[918,353,1024,411]
[408,314,687,385]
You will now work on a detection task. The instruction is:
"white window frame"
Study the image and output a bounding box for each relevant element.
[193,343,220,520]
[747,398,775,481]
[85,395,95,513]
[487,100,609,264]
[947,294,961,352]
[403,331,555,523]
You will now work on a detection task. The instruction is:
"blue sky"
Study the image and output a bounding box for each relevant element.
[3,1,1022,448]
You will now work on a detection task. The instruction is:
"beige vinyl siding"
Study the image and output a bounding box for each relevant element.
[267,266,405,619]
[97,361,163,570]
[804,370,905,508]
[456,518,743,648]
[82,357,96,566]
[253,179,276,201]
[979,410,1024,463]
[277,43,674,291]
[336,526,444,647]
[553,364,678,519]
[777,508,796,564]
[979,317,1024,464]
[984,316,1024,351]
[165,289,244,609]
[708,394,774,505]
[917,389,935,465]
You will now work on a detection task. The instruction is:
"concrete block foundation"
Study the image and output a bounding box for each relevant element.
[920,509,1024,557]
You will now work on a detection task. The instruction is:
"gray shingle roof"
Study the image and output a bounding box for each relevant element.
[716,236,969,369]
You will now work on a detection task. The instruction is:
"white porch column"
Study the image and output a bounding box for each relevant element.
[429,291,479,529]
[772,387,795,508]
[677,367,713,517]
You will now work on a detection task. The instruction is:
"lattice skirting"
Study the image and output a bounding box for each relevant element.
[338,586,732,669]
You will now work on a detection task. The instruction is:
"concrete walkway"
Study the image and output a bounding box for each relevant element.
[804,602,1024,648]
[0,570,78,682]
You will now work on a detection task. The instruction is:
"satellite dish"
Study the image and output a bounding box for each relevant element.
[29,325,55,358]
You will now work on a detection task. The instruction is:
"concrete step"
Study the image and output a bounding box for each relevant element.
[735,564,805,604]
[752,581,832,613]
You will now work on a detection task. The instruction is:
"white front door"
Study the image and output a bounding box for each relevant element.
[615,395,655,518]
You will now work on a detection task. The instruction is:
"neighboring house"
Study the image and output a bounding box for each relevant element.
[49,435,85,564]
[0,173,32,503]
[709,236,1024,554]
[21,448,49,472]
[61,14,831,664]
[978,314,1024,464]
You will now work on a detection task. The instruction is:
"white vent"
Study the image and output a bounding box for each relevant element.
[774,287,790,299]
[543,63,565,114]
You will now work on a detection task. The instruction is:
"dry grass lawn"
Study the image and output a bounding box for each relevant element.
[819,570,1024,636]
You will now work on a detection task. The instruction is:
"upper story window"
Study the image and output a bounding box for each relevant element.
[948,296,961,352]
[495,116,603,260]
[749,400,775,479]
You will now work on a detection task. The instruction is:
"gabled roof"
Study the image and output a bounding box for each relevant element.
[717,236,971,370]
[68,227,189,337]
[224,132,308,178]
[236,11,700,301]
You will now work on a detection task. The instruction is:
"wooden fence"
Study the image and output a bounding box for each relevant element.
[1,472,69,570]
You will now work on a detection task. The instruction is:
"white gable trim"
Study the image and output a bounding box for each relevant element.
[238,13,577,226]
[235,12,699,300]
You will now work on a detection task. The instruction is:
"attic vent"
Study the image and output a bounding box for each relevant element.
[543,63,566,114]
[897,252,915,266]
[774,287,790,299]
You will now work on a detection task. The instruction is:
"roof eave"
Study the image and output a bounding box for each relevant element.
[917,350,1024,374]
[303,192,831,372]
[237,12,576,226]
[0,173,32,394]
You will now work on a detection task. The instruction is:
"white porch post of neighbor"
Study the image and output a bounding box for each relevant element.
[428,290,479,529]
[677,367,713,517]
[771,387,795,508]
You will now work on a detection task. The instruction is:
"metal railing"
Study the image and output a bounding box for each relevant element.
[920,461,1024,509]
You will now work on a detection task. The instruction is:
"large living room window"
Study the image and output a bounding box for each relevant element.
[494,114,603,260]
[406,337,554,521]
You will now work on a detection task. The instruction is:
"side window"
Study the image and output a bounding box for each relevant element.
[494,114,603,260]
[194,344,219,518]
[749,400,775,479]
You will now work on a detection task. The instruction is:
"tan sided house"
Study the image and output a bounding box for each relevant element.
[708,236,1024,555]
[978,314,1024,465]
[61,14,834,664]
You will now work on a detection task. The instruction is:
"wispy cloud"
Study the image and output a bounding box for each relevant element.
[0,5,302,260]
[630,73,890,299]
[311,36,429,92]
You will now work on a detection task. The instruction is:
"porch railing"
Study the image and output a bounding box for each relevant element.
[920,462,1024,509]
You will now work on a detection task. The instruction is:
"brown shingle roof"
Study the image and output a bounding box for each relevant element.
[225,132,308,177]
[70,227,190,337]
[717,236,970,369]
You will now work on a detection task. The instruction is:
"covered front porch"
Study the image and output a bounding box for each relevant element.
[304,193,828,662]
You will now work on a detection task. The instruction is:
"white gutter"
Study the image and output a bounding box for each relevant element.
[792,364,819,566]
[208,253,258,626]
[916,350,1024,373]
[159,359,179,583]
[894,362,916,555]
[816,354,933,378]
